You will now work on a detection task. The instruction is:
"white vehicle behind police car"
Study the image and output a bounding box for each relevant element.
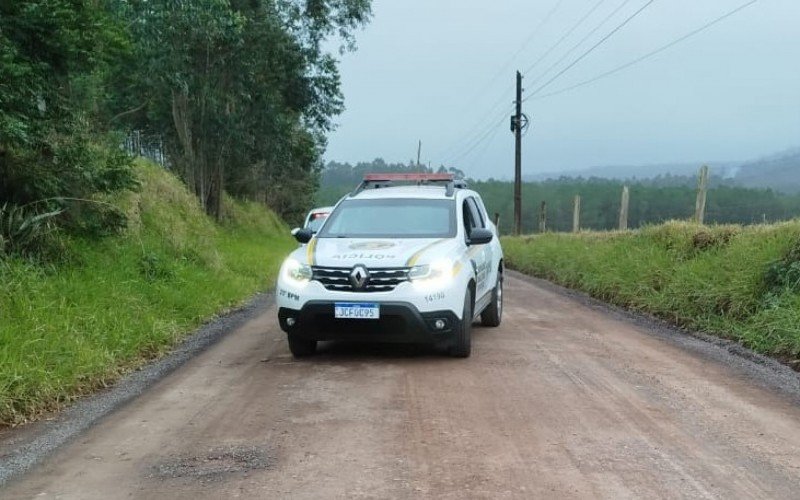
[276,173,503,358]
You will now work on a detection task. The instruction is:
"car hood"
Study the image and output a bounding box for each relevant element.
[304,237,457,268]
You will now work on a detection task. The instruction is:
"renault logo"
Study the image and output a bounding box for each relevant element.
[349,265,370,290]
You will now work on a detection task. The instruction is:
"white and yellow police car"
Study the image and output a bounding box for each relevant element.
[276,173,503,358]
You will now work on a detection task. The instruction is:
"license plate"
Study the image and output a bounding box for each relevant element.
[334,302,380,320]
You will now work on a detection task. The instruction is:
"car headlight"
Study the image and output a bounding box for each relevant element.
[283,258,312,283]
[410,258,454,287]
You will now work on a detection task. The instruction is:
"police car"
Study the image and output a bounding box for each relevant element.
[276,173,503,358]
[302,206,333,233]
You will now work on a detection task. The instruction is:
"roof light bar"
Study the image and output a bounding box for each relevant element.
[352,172,464,197]
[362,173,454,182]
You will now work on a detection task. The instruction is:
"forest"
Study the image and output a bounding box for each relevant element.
[317,159,800,234]
[0,0,371,258]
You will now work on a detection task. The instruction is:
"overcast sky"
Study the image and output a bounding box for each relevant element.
[324,0,800,179]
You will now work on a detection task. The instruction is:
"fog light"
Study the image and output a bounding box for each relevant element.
[286,317,296,327]
[434,319,446,330]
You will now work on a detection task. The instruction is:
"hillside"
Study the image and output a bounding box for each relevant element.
[520,148,800,194]
[0,162,294,426]
[734,149,800,193]
[523,161,741,182]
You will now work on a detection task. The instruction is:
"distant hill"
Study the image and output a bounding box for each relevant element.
[524,161,741,182]
[522,148,800,194]
[733,148,800,193]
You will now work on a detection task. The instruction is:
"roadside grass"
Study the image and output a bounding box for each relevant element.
[0,162,294,426]
[502,221,800,366]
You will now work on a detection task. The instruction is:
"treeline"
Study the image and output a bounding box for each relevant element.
[0,0,371,257]
[478,178,800,234]
[317,159,464,204]
[317,160,800,233]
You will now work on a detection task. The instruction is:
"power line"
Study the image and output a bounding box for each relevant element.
[464,115,506,173]
[522,0,608,78]
[523,0,657,102]
[437,0,618,166]
[435,1,568,163]
[446,0,605,179]
[443,106,510,167]
[525,0,634,90]
[531,0,759,101]
[467,0,568,104]
[443,106,511,168]
[436,94,513,164]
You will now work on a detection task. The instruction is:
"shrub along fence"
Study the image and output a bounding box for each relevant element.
[502,220,800,369]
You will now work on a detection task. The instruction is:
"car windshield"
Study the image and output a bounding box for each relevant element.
[318,198,456,238]
[306,213,329,233]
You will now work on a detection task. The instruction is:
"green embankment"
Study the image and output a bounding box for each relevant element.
[503,221,800,366]
[0,162,294,426]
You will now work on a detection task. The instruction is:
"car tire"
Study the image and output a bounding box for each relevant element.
[287,334,317,358]
[449,288,473,358]
[481,271,503,327]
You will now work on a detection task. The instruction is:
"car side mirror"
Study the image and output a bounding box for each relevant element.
[468,227,493,246]
[291,227,300,236]
[294,228,313,244]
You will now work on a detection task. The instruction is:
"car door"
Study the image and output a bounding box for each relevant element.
[463,197,491,300]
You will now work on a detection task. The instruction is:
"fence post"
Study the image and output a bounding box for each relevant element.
[694,165,709,224]
[538,201,547,233]
[619,185,629,231]
[494,212,500,233]
[572,195,581,233]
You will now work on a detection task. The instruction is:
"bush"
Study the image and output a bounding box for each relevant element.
[0,202,62,257]
[765,239,800,294]
[1,1,137,256]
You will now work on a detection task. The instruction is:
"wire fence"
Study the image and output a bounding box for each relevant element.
[123,130,167,167]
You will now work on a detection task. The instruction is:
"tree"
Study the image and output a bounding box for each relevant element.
[113,0,372,221]
[0,1,135,250]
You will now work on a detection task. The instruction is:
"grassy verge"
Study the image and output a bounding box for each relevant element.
[0,162,294,426]
[503,221,800,368]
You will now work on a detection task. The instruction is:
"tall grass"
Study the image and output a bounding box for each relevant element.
[0,162,294,426]
[503,221,800,366]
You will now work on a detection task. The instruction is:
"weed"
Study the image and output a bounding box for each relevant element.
[0,162,293,426]
[138,252,176,282]
[0,202,63,257]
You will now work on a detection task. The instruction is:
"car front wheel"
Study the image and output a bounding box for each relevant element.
[481,271,503,327]
[287,334,317,358]
[449,288,473,358]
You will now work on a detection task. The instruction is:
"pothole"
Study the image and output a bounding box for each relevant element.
[150,444,274,481]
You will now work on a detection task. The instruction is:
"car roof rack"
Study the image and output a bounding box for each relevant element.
[351,173,467,197]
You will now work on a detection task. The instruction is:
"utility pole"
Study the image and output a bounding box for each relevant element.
[513,71,523,235]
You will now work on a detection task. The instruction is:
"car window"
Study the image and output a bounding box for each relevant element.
[306,213,329,233]
[462,198,479,237]
[466,198,485,228]
[474,197,490,226]
[318,198,456,238]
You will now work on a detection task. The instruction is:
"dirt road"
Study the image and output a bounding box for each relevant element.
[4,272,800,499]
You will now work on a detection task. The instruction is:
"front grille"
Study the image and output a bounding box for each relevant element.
[312,266,410,292]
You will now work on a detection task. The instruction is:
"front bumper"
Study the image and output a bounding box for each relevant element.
[278,301,460,345]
